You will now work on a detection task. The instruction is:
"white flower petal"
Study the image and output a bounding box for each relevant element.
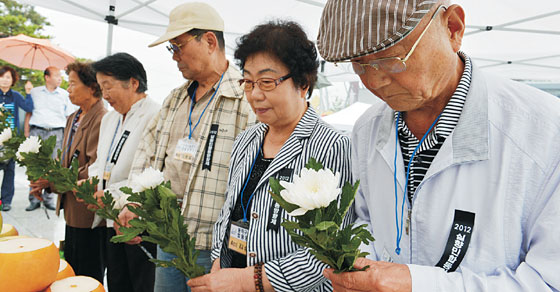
[131,167,165,192]
[277,166,342,213]
[288,208,308,217]
[0,128,12,145]
[16,136,41,160]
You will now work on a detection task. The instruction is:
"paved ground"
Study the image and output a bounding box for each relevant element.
[1,164,66,246]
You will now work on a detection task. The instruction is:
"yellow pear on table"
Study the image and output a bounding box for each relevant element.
[45,276,105,292]
[0,237,59,292]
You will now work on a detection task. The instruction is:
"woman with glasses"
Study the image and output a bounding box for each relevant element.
[188,20,352,292]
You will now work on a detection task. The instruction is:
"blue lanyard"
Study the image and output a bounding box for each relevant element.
[187,72,224,139]
[393,112,440,255]
[105,119,121,164]
[240,144,262,223]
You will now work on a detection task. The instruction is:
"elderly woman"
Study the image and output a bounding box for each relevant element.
[87,52,160,292]
[189,21,352,292]
[31,61,107,281]
[0,66,34,212]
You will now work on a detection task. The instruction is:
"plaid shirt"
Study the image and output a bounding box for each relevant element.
[129,63,254,249]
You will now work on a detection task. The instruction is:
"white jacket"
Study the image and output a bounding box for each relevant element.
[352,64,560,291]
[89,97,160,228]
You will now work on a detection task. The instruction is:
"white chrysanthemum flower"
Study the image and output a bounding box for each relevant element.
[16,136,41,160]
[279,168,341,216]
[131,167,165,192]
[0,128,12,146]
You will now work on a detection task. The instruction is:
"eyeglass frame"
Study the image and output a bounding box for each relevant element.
[338,5,447,75]
[238,74,292,92]
[166,34,199,55]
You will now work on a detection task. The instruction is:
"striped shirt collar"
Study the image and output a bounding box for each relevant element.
[396,51,472,152]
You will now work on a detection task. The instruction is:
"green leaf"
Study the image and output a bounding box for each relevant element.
[315,221,338,231]
[336,181,359,223]
[305,157,324,171]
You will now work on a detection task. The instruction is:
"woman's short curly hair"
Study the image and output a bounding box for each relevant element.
[234,20,319,98]
[66,61,102,98]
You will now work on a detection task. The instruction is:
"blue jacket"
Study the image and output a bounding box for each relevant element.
[0,89,34,132]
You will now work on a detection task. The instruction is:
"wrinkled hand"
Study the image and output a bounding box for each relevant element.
[25,81,33,94]
[324,258,412,292]
[114,204,142,245]
[29,179,49,200]
[75,179,97,203]
[188,265,254,292]
[84,190,105,210]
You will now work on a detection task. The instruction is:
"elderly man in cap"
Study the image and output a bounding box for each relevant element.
[317,0,560,291]
[116,2,253,292]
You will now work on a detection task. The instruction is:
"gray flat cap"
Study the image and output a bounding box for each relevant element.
[317,0,438,62]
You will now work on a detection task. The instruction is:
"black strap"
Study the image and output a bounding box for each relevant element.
[267,168,293,232]
[110,130,130,163]
[202,124,219,170]
[435,209,475,272]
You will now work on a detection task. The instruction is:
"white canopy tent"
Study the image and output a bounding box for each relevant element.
[17,0,560,82]
[322,102,375,133]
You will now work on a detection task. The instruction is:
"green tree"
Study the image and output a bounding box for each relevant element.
[0,0,54,94]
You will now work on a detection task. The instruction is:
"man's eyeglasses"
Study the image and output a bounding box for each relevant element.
[166,34,198,54]
[239,74,292,92]
[342,5,447,75]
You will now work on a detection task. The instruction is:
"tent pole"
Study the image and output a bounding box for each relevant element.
[105,0,117,56]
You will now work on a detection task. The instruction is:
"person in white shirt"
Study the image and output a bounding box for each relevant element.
[25,66,77,211]
[86,53,160,292]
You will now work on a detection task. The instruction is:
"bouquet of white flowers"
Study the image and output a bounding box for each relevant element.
[15,135,56,181]
[109,167,205,279]
[269,158,374,273]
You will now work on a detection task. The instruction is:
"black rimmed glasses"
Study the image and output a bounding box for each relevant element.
[342,5,447,75]
[239,74,292,92]
[166,34,198,54]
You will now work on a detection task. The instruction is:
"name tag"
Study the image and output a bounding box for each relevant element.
[228,220,249,255]
[103,163,113,181]
[174,137,199,163]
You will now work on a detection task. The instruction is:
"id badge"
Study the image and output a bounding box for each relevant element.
[174,137,199,163]
[103,163,113,181]
[228,220,249,255]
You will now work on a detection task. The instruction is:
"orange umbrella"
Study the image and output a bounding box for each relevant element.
[0,34,75,70]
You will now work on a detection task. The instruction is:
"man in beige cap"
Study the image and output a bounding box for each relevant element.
[116,2,253,292]
[317,0,560,291]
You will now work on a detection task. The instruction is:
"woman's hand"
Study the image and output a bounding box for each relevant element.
[24,81,33,94]
[211,258,221,273]
[29,179,50,200]
[113,204,142,245]
[84,190,105,210]
[188,266,255,292]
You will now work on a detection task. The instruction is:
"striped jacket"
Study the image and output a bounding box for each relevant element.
[129,63,254,250]
[212,106,353,292]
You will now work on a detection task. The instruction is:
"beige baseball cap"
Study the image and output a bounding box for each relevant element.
[317,0,438,62]
[148,2,224,47]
